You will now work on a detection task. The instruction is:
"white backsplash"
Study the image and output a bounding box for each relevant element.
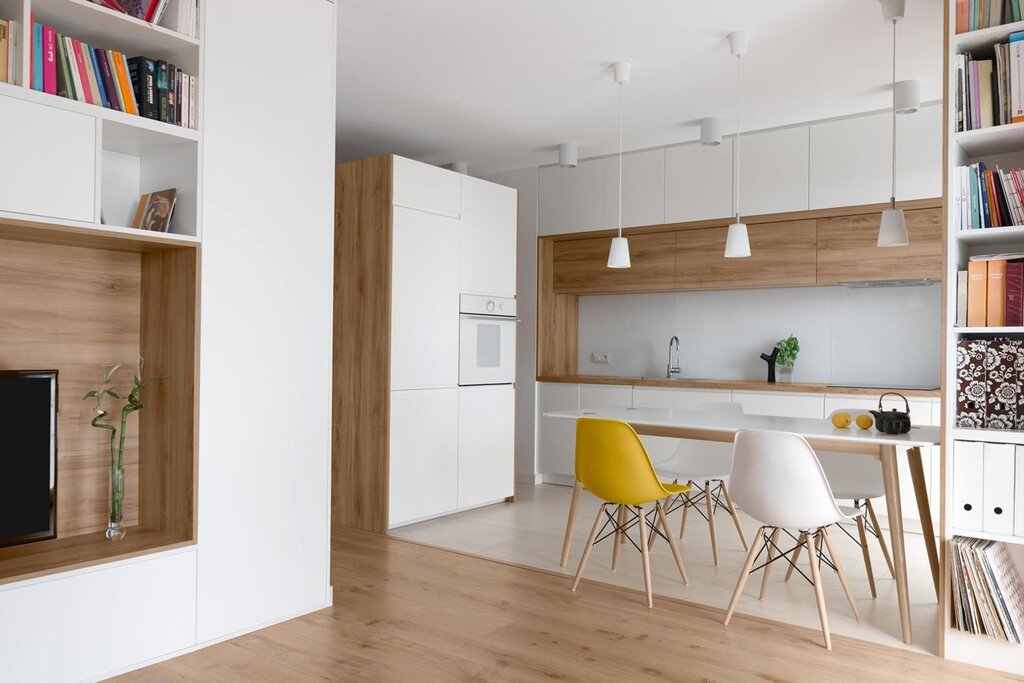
[577,283,941,388]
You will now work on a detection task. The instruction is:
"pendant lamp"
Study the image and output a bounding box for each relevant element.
[725,31,751,258]
[607,61,632,268]
[878,0,911,247]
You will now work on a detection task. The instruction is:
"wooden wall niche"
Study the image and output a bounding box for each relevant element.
[0,233,198,583]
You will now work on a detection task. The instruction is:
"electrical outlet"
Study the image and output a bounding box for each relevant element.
[591,352,611,364]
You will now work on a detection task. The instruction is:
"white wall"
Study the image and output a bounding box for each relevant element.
[485,167,540,482]
[577,284,941,388]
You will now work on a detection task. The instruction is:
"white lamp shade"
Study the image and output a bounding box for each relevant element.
[894,79,920,114]
[878,207,909,247]
[607,236,631,268]
[700,117,722,146]
[724,222,751,258]
[558,143,578,168]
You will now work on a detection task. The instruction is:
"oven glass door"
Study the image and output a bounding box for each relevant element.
[459,315,516,385]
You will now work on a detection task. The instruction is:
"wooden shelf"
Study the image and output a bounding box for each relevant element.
[0,526,192,586]
[955,225,1024,244]
[954,122,1024,157]
[954,326,1024,334]
[953,20,1024,52]
[0,212,199,252]
[952,427,1024,444]
[951,528,1024,546]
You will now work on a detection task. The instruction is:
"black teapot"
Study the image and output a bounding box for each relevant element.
[870,392,912,434]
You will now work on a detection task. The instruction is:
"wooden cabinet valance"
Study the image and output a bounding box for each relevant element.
[552,232,676,294]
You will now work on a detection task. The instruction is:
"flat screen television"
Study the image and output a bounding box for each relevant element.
[0,370,57,548]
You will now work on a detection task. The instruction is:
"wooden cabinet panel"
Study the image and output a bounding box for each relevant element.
[675,219,817,289]
[552,232,676,294]
[816,207,942,284]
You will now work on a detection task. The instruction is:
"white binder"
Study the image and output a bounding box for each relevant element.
[1016,446,1024,537]
[982,442,1015,536]
[953,441,984,532]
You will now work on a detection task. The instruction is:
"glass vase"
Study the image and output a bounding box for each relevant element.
[106,466,126,540]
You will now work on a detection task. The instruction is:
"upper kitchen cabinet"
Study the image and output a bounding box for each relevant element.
[676,219,817,289]
[538,158,604,235]
[392,155,462,217]
[816,207,942,284]
[738,126,810,216]
[552,232,676,294]
[601,148,666,229]
[460,175,517,296]
[665,139,733,223]
[809,104,941,209]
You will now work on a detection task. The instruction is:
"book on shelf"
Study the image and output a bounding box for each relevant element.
[956,0,1021,34]
[31,21,197,129]
[954,163,1024,230]
[954,33,1024,133]
[950,536,1024,643]
[0,19,17,86]
[90,0,199,39]
[961,256,1024,327]
[131,189,177,232]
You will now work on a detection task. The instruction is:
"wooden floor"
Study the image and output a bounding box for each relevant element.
[121,527,1018,682]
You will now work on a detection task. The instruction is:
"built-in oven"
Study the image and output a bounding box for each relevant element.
[459,294,517,386]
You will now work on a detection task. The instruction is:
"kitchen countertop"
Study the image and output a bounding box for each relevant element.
[536,375,941,399]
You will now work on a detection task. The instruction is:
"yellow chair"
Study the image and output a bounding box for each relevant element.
[570,417,691,607]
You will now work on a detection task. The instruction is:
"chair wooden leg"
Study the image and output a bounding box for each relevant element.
[822,526,861,622]
[724,526,766,625]
[638,505,653,608]
[866,498,896,579]
[720,481,748,550]
[679,482,693,539]
[759,528,781,600]
[807,530,832,651]
[656,501,689,585]
[560,480,583,568]
[611,505,625,571]
[856,513,878,598]
[571,503,607,592]
[705,480,719,567]
[785,532,806,582]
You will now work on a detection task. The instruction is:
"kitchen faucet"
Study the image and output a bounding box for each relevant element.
[667,336,681,379]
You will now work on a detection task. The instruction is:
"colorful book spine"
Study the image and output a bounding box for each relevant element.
[42,25,56,94]
[55,33,70,98]
[104,50,125,112]
[115,52,138,115]
[87,46,109,109]
[31,22,42,91]
[127,56,157,119]
[96,48,119,111]
[70,39,93,104]
[1007,262,1024,327]
[968,260,989,327]
[0,21,9,85]
[156,59,168,122]
[988,260,1008,327]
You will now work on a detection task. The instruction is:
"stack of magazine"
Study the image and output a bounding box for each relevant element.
[951,536,1024,643]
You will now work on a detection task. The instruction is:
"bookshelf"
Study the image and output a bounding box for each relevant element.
[0,0,201,585]
[945,3,1024,674]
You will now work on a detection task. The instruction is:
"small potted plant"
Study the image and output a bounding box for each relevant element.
[776,335,800,382]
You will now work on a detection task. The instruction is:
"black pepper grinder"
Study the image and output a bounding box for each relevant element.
[760,347,780,383]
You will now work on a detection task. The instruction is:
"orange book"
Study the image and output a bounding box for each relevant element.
[988,259,1008,327]
[968,260,988,327]
[956,0,969,34]
[111,51,137,116]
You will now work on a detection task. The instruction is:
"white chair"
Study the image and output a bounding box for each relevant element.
[658,401,748,566]
[723,430,862,651]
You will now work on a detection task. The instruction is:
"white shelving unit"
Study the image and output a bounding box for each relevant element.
[945,9,1024,675]
[0,0,202,240]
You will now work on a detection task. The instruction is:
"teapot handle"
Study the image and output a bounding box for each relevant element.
[878,391,910,413]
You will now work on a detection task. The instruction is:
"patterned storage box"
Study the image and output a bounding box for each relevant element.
[985,338,1018,429]
[957,338,987,428]
[957,337,1024,429]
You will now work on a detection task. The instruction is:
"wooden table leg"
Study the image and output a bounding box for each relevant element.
[880,444,913,645]
[560,480,582,568]
[907,446,940,602]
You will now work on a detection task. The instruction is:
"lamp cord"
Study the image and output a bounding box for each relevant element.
[618,80,623,237]
[733,52,741,222]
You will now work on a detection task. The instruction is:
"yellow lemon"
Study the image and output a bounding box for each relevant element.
[856,414,874,430]
[831,412,852,429]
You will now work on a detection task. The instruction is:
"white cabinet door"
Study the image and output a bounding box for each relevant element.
[665,140,733,223]
[389,388,459,527]
[391,206,460,390]
[983,442,1016,535]
[536,382,580,478]
[0,94,95,222]
[953,441,984,531]
[538,158,604,235]
[602,148,665,229]
[732,390,823,418]
[896,103,942,201]
[809,113,891,209]
[392,155,462,217]
[458,385,515,509]
[633,386,733,470]
[739,126,809,216]
[579,383,633,408]
[460,175,517,296]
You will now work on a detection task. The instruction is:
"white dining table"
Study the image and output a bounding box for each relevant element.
[544,406,942,646]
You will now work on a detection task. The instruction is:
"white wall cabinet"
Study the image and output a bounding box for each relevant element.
[458,386,515,508]
[538,158,604,235]
[0,94,95,223]
[602,148,665,229]
[390,388,460,527]
[393,155,462,217]
[664,140,733,223]
[390,206,461,390]
[461,175,517,296]
[536,383,580,478]
[738,126,810,216]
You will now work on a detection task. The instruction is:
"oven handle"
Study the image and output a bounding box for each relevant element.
[459,314,519,322]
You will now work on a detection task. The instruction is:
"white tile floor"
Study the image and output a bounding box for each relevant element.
[391,483,941,655]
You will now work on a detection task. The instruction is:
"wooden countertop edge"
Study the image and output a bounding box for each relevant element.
[536,375,941,399]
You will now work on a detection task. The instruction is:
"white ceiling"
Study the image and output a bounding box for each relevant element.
[335,0,943,177]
